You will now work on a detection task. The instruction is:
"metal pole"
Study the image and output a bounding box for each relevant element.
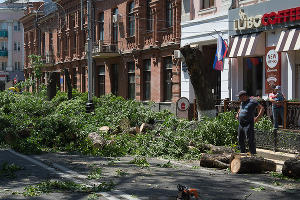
[86,0,94,113]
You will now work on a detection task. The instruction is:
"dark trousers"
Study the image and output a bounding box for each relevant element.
[238,121,256,154]
[272,106,284,129]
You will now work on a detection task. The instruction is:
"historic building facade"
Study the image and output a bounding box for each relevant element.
[21,0,181,107]
[0,2,25,90]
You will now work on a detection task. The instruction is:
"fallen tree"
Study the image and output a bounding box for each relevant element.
[230,154,276,174]
[282,158,300,179]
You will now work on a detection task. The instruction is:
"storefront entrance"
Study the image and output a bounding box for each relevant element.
[243,57,263,97]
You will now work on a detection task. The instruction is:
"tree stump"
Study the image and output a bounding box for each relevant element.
[230,154,276,174]
[282,158,300,179]
[200,153,231,169]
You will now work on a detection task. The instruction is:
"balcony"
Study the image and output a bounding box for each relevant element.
[0,30,8,37]
[91,41,120,59]
[42,52,55,65]
[0,50,8,57]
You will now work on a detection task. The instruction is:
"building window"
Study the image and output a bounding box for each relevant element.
[0,41,7,50]
[112,8,119,44]
[128,2,135,36]
[99,12,104,41]
[201,0,215,9]
[111,64,118,95]
[146,0,153,31]
[14,42,17,51]
[98,65,105,96]
[18,42,21,51]
[128,62,135,99]
[166,0,173,27]
[143,59,151,100]
[15,62,17,71]
[0,22,7,30]
[164,57,173,101]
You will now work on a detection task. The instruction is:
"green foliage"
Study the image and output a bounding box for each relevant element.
[255,116,273,132]
[87,167,102,180]
[23,180,114,197]
[0,162,24,178]
[129,157,150,168]
[0,91,242,160]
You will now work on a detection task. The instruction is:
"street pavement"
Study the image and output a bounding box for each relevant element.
[0,148,300,200]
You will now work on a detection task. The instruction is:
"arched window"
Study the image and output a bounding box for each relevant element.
[166,0,173,27]
[146,0,153,31]
[112,8,119,43]
[128,2,135,36]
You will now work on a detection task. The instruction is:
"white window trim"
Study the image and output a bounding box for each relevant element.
[239,0,259,6]
[198,6,217,15]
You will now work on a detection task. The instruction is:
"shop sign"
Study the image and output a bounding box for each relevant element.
[234,9,262,31]
[265,46,281,93]
[177,97,190,111]
[262,7,300,26]
[233,6,300,31]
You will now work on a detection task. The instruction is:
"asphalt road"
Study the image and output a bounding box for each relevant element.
[0,149,300,200]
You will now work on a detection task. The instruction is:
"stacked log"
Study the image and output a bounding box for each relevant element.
[230,154,276,174]
[200,153,230,169]
[282,158,300,179]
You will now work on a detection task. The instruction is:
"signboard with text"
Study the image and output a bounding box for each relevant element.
[265,46,281,93]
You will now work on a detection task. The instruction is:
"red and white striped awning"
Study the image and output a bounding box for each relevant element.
[229,33,263,58]
[275,29,300,52]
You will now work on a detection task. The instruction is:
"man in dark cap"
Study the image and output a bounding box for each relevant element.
[235,90,264,155]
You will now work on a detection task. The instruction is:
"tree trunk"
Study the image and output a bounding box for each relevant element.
[180,45,217,120]
[282,158,300,179]
[200,153,231,169]
[47,72,57,100]
[64,68,72,100]
[230,154,276,174]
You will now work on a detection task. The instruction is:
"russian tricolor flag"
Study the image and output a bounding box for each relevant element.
[213,35,228,71]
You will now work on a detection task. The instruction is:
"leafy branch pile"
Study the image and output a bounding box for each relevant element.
[0,91,273,159]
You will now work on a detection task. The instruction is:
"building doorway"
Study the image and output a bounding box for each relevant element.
[243,57,263,97]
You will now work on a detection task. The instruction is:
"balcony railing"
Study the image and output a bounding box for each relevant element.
[0,50,8,57]
[0,30,8,37]
[221,100,300,130]
[91,41,120,58]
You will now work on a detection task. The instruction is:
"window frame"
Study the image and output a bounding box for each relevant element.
[146,0,153,32]
[128,2,135,37]
[163,57,173,101]
[127,62,135,99]
[112,8,119,44]
[166,0,173,28]
[201,0,215,10]
[143,59,151,101]
[99,12,104,41]
[98,65,105,96]
[111,64,119,95]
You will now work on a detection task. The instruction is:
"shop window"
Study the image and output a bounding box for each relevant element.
[99,12,104,41]
[111,64,118,95]
[201,0,215,9]
[112,8,119,44]
[143,59,151,100]
[128,2,135,36]
[98,65,105,96]
[166,0,173,27]
[128,62,135,99]
[243,57,263,97]
[164,57,173,101]
[146,0,153,31]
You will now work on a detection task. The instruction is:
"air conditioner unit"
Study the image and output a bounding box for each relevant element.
[173,50,183,59]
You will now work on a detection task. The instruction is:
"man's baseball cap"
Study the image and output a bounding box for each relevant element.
[236,90,248,97]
